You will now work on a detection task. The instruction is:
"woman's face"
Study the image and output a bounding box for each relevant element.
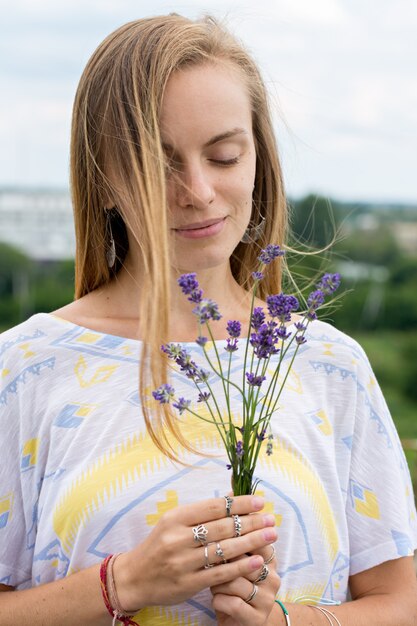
[159,62,257,273]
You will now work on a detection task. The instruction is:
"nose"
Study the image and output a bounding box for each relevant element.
[174,162,215,209]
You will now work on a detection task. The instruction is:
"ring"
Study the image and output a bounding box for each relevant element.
[192,524,208,545]
[244,583,258,604]
[204,545,215,569]
[232,514,242,537]
[215,542,227,564]
[223,495,233,517]
[254,563,269,583]
[264,544,275,565]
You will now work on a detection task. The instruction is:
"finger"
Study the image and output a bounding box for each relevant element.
[169,495,265,526]
[199,553,264,588]
[190,512,275,548]
[197,527,277,568]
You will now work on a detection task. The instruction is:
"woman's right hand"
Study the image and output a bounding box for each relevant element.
[113,495,277,612]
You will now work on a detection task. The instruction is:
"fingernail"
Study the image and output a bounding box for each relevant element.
[250,556,263,570]
[252,496,265,510]
[263,514,275,527]
[263,528,277,541]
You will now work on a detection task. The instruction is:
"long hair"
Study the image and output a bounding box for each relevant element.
[70,13,288,459]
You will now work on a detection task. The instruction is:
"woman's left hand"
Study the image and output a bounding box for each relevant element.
[210,545,280,626]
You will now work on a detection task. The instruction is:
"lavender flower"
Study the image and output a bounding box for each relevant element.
[196,336,208,347]
[161,343,184,359]
[252,271,264,281]
[306,289,325,320]
[295,321,307,332]
[266,434,274,456]
[225,338,239,352]
[227,320,241,338]
[236,441,244,458]
[250,322,280,359]
[296,335,307,345]
[266,294,299,323]
[256,428,267,442]
[316,272,341,295]
[192,299,222,323]
[246,372,266,387]
[258,244,285,265]
[178,273,199,294]
[173,397,191,415]
[276,326,292,340]
[197,391,211,403]
[152,384,175,404]
[177,273,203,303]
[251,307,266,331]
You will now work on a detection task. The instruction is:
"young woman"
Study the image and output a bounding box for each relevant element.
[0,13,416,626]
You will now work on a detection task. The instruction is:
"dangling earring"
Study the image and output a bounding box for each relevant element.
[105,208,116,269]
[240,211,266,243]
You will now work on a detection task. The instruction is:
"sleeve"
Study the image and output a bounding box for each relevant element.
[346,343,417,576]
[0,330,36,588]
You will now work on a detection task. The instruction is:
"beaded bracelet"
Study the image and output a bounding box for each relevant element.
[100,554,140,625]
[275,599,291,626]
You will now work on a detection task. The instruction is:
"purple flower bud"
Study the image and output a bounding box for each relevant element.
[276,326,292,340]
[256,428,267,442]
[246,372,266,387]
[307,289,325,312]
[178,273,199,295]
[226,320,241,338]
[252,271,264,281]
[196,336,208,347]
[173,397,191,415]
[258,244,285,265]
[316,273,341,295]
[236,441,244,458]
[295,322,307,332]
[152,384,175,404]
[197,391,211,403]
[251,307,266,331]
[266,293,299,322]
[296,335,307,345]
[225,338,239,352]
[226,463,232,470]
[192,299,222,323]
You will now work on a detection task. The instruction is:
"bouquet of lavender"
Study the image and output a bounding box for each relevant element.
[153,244,341,495]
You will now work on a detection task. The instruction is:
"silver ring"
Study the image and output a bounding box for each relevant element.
[264,544,275,565]
[223,495,233,517]
[192,524,208,545]
[232,514,242,537]
[254,563,269,583]
[215,542,227,564]
[244,583,258,604]
[204,544,215,569]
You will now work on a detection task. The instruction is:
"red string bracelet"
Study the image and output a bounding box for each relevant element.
[100,554,140,625]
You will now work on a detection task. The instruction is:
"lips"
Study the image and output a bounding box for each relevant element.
[173,217,226,239]
[174,217,225,231]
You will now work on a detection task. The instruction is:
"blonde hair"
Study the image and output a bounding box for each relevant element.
[70,13,288,459]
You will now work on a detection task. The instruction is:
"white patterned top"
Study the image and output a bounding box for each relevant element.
[0,313,416,625]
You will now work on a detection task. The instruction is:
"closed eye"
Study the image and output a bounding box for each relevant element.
[210,157,240,166]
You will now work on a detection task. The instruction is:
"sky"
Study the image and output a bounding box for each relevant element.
[1,0,417,203]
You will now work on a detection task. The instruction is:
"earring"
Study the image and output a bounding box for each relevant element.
[240,213,266,243]
[105,208,116,269]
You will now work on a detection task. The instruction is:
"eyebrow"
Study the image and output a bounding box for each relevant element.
[162,127,248,152]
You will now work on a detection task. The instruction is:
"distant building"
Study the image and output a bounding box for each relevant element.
[391,222,417,256]
[0,188,75,260]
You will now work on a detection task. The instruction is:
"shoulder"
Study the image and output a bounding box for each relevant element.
[0,313,70,375]
[302,319,373,379]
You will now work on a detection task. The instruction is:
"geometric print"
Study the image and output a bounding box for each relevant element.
[0,312,416,621]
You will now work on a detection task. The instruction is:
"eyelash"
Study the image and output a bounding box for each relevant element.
[210,157,240,166]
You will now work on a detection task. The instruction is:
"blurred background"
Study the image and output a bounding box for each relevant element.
[1,1,416,483]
